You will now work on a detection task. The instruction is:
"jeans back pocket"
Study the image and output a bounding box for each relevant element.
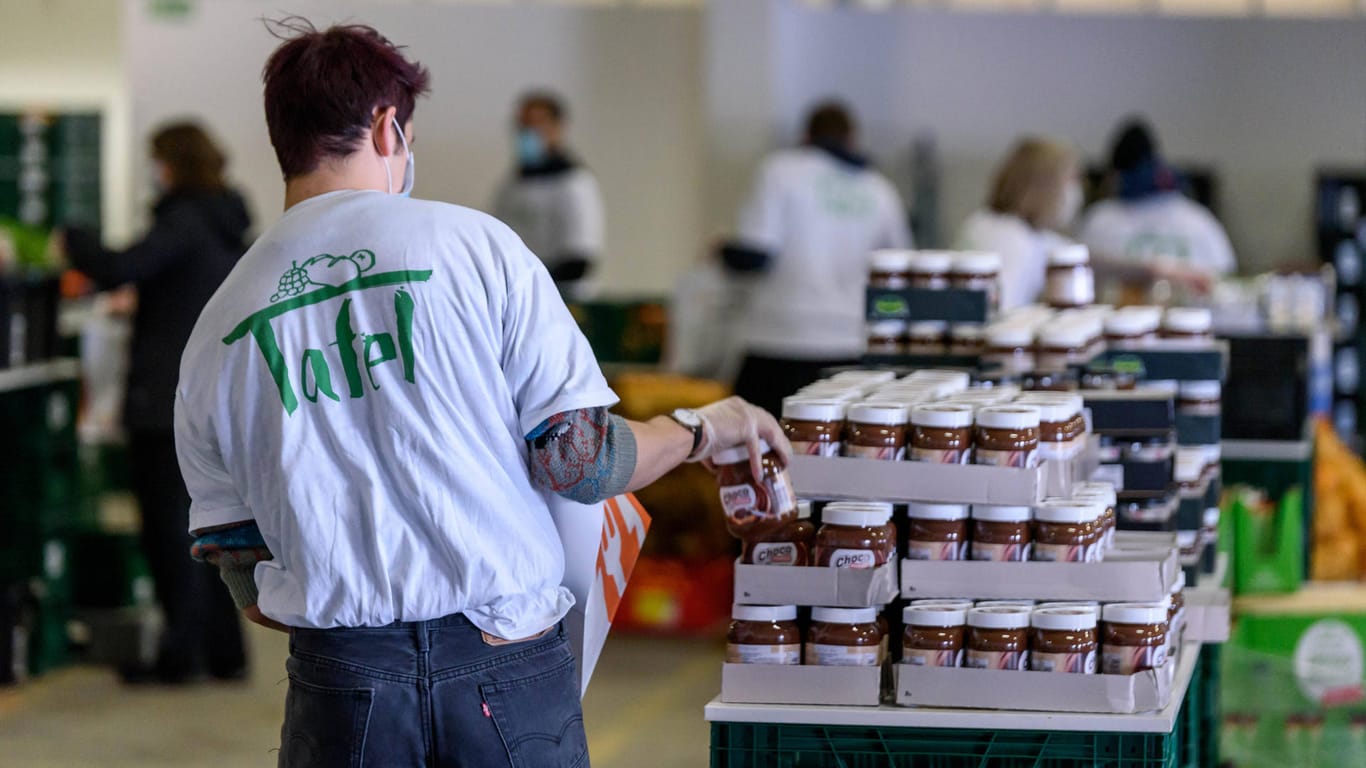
[280,676,375,768]
[480,652,588,768]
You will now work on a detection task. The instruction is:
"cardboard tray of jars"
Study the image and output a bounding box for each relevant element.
[899,530,1181,603]
[1090,339,1229,382]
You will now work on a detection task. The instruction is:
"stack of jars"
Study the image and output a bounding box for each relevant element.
[726,605,889,667]
[868,249,1003,312]
[718,492,901,570]
[904,497,1114,564]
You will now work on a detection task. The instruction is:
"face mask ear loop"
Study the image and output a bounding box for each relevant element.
[392,116,413,196]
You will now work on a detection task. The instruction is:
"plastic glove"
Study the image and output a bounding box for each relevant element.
[693,396,792,478]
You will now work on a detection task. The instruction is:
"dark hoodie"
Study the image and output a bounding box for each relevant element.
[66,188,251,430]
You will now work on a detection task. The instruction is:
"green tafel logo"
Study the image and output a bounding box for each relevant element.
[223,249,433,415]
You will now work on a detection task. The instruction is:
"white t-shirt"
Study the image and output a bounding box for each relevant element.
[1078,193,1236,276]
[493,166,605,301]
[954,209,1073,313]
[175,190,618,638]
[736,147,911,359]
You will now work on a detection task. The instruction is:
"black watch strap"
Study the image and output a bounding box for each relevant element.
[669,410,704,460]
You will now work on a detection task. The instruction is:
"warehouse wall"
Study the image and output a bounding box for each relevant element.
[753,5,1366,273]
[0,0,134,243]
[123,0,703,297]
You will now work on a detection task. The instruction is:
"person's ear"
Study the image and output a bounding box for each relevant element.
[372,106,399,156]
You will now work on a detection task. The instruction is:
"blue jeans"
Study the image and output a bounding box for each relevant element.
[279,615,589,768]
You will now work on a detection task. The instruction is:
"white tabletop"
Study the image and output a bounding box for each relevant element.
[705,642,1200,734]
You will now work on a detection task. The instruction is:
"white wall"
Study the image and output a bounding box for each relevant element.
[0,0,133,243]
[743,4,1366,272]
[123,0,703,296]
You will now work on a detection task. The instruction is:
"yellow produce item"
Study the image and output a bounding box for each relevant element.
[1313,420,1366,581]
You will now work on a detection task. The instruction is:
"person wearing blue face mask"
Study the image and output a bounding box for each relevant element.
[492,91,605,301]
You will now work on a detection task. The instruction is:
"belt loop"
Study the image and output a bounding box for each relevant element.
[416,619,431,654]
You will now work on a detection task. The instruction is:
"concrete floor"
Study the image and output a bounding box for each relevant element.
[0,624,722,767]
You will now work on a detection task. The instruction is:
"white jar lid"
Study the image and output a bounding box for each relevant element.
[1164,307,1213,333]
[971,504,1034,522]
[907,320,948,337]
[1035,601,1100,613]
[967,606,1033,629]
[782,398,848,422]
[952,251,1003,274]
[811,606,879,625]
[797,500,812,520]
[976,405,1041,430]
[1038,322,1092,349]
[1048,243,1091,267]
[847,402,910,426]
[1105,310,1159,336]
[986,323,1036,348]
[861,395,928,408]
[1071,486,1118,508]
[831,369,899,385]
[867,320,908,337]
[732,604,798,622]
[1203,507,1220,527]
[903,605,967,628]
[1102,603,1171,626]
[869,249,914,272]
[1139,379,1180,397]
[1175,451,1205,483]
[1032,607,1098,631]
[712,440,772,467]
[950,324,986,341]
[1172,571,1187,594]
[822,504,893,527]
[1014,395,1082,424]
[910,598,976,610]
[907,502,969,521]
[908,250,955,273]
[910,403,976,429]
[975,600,1037,608]
[1202,444,1222,463]
[1179,380,1222,400]
[1177,530,1199,547]
[906,369,972,387]
[1035,500,1103,524]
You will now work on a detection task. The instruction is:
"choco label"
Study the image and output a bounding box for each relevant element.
[1031,649,1097,674]
[902,648,963,668]
[909,446,970,465]
[971,541,1031,562]
[975,447,1039,469]
[726,643,801,665]
[906,539,967,561]
[965,649,1028,671]
[1102,644,1167,675]
[804,642,881,667]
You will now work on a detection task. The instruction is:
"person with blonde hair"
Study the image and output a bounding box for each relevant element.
[955,137,1080,312]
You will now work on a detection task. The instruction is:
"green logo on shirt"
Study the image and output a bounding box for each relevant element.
[223,249,433,415]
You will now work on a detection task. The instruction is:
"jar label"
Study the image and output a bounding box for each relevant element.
[909,446,971,465]
[750,542,801,566]
[971,541,1031,562]
[903,648,963,668]
[1031,649,1097,674]
[845,444,906,461]
[726,642,801,665]
[1046,267,1096,307]
[719,474,796,527]
[1033,542,1086,563]
[1102,644,1167,675]
[805,642,882,667]
[975,447,1038,469]
[792,439,842,458]
[906,539,967,561]
[965,649,1028,671]
[825,548,879,569]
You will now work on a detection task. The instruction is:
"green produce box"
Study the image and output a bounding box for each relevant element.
[1228,487,1305,596]
[567,300,666,364]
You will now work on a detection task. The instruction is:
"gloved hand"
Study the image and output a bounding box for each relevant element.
[692,396,793,478]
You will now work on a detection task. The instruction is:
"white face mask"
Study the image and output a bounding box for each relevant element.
[1057,179,1083,228]
[382,116,415,197]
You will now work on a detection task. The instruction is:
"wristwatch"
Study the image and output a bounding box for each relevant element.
[669,408,705,460]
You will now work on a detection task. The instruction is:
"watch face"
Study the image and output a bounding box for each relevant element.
[673,409,702,428]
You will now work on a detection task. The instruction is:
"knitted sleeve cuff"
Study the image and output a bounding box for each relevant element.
[218,564,261,611]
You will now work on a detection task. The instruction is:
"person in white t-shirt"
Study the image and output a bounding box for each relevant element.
[955,137,1082,312]
[492,91,604,301]
[725,101,912,414]
[1079,119,1235,298]
[176,21,786,767]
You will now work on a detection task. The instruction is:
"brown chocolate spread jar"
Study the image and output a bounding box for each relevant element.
[901,605,966,668]
[1016,394,1086,463]
[726,604,801,665]
[1162,308,1213,340]
[908,250,953,290]
[844,403,909,461]
[974,405,1041,468]
[781,398,847,458]
[984,324,1037,373]
[905,502,969,561]
[866,320,908,355]
[1177,380,1221,416]
[909,403,975,464]
[907,321,948,355]
[1071,483,1118,552]
[970,505,1033,561]
[1044,244,1095,309]
[869,249,914,289]
[1104,310,1160,346]
[1101,603,1170,675]
[948,324,986,356]
[713,441,797,539]
[741,501,815,566]
[1032,500,1103,563]
[950,251,1002,313]
[806,607,883,666]
[814,502,895,568]
[965,606,1032,671]
[1030,607,1099,674]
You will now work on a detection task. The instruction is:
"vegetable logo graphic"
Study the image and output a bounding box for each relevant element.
[270,249,378,302]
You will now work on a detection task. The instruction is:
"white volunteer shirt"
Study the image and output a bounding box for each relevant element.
[737,147,911,359]
[175,190,618,638]
[1078,193,1236,276]
[492,166,605,301]
[955,209,1073,313]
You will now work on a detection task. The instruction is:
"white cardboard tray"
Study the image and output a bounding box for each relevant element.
[734,560,898,607]
[899,547,1179,602]
[789,454,1080,506]
[893,657,1175,714]
[720,663,886,706]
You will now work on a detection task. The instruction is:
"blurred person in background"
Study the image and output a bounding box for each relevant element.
[723,101,911,414]
[955,137,1081,312]
[1079,118,1234,299]
[61,122,251,684]
[492,90,604,301]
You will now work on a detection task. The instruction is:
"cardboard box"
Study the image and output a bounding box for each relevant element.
[899,547,1179,602]
[721,662,886,706]
[1095,341,1229,382]
[1085,391,1175,434]
[893,656,1177,714]
[789,455,1082,506]
[1113,531,1179,550]
[866,286,988,324]
[734,560,898,607]
[1184,586,1232,643]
